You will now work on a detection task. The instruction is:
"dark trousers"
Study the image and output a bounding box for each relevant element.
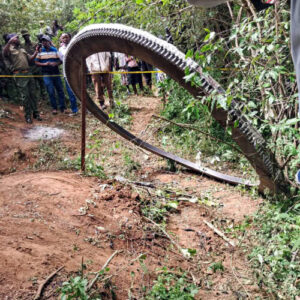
[43,74,65,111]
[14,74,38,118]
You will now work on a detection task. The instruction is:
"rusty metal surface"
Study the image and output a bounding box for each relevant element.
[64,23,288,194]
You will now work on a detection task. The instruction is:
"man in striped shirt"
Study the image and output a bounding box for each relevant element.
[35,35,65,114]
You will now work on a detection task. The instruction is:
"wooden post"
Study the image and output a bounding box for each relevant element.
[81,58,86,172]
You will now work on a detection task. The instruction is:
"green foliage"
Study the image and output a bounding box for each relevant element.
[141,200,168,224]
[0,0,88,39]
[33,140,71,170]
[60,276,89,300]
[63,130,106,178]
[190,1,299,184]
[209,261,224,273]
[146,268,198,300]
[159,78,246,167]
[247,201,300,298]
[123,151,141,173]
[109,101,132,126]
[60,267,113,300]
[84,130,107,178]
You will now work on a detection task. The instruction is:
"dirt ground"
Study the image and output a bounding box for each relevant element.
[0,96,263,299]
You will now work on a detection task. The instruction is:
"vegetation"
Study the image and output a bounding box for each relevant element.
[146,269,198,300]
[247,201,300,298]
[0,0,299,298]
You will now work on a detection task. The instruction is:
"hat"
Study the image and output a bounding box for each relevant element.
[39,20,45,25]
[7,33,17,40]
[41,35,51,42]
[21,29,30,36]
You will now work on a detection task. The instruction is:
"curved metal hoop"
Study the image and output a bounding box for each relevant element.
[64,23,286,194]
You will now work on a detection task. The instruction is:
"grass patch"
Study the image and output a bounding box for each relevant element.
[145,268,198,299]
[247,200,300,298]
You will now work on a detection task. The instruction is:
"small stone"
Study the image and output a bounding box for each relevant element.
[96,226,107,233]
[131,192,140,200]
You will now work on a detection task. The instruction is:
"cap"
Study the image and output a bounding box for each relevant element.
[39,20,45,25]
[7,33,17,40]
[21,29,30,36]
[41,35,51,42]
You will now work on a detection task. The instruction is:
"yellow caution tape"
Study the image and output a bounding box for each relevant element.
[0,68,247,78]
[0,70,164,78]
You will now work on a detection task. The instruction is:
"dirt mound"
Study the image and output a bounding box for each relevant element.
[0,97,263,299]
[0,171,261,299]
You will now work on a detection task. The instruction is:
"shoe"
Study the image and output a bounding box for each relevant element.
[25,117,32,124]
[33,114,42,121]
[52,109,58,115]
[69,111,78,117]
[296,170,300,185]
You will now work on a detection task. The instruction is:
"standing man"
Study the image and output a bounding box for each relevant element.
[52,20,63,37]
[35,35,66,115]
[141,61,153,91]
[115,52,131,94]
[2,34,21,104]
[2,34,42,123]
[20,29,47,101]
[86,52,115,109]
[58,33,78,116]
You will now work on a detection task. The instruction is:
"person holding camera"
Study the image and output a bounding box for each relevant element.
[2,33,42,123]
[35,35,66,115]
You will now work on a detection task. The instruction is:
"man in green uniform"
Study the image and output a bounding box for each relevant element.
[21,29,47,101]
[2,34,20,103]
[3,33,42,123]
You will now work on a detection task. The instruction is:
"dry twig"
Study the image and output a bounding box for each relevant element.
[87,250,121,291]
[203,220,235,247]
[34,266,64,300]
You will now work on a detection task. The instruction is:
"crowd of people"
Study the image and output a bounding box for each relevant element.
[0,21,157,124]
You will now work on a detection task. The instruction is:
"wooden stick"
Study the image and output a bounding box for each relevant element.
[34,266,64,300]
[203,220,235,247]
[87,250,121,291]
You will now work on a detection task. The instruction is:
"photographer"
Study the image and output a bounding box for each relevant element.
[35,35,66,115]
[2,34,42,123]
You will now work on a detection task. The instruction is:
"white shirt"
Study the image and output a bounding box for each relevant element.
[58,43,67,62]
[115,52,127,68]
[86,52,111,72]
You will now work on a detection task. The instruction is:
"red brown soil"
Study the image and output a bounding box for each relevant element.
[0,97,263,299]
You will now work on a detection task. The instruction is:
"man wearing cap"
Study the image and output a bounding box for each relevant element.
[2,34,42,123]
[35,35,66,114]
[21,29,47,101]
